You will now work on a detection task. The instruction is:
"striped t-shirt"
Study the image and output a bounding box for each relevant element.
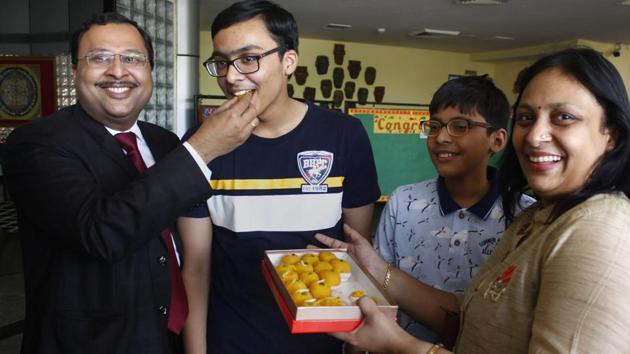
[188,102,380,354]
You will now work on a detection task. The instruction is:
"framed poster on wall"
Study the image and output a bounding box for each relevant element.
[197,104,219,124]
[0,57,56,126]
[194,94,227,125]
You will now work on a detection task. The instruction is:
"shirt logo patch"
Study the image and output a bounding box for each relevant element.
[297,150,333,193]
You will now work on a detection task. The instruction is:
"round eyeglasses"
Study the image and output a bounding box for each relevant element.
[203,46,285,77]
[421,118,495,137]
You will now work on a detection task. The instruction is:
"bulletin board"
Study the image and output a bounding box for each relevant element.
[349,107,437,201]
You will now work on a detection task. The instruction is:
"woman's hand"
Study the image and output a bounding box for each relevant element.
[330,296,423,354]
[315,224,389,283]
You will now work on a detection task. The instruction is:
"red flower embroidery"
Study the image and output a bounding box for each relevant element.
[483,264,517,301]
[496,265,516,284]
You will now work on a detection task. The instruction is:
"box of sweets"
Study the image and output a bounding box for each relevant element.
[262,249,397,333]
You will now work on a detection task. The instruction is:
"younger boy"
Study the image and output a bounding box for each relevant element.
[374,75,534,342]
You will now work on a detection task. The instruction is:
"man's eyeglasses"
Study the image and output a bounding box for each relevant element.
[203,46,285,77]
[78,52,150,68]
[421,118,495,137]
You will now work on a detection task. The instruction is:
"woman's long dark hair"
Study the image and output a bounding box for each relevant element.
[501,47,630,223]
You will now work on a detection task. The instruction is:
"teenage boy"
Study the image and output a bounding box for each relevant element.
[374,75,535,343]
[178,1,380,354]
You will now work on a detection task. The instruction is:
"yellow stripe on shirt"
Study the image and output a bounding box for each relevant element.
[210,176,345,190]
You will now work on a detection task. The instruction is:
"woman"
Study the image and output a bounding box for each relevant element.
[316,47,630,353]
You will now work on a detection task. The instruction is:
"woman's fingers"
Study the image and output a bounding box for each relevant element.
[315,233,349,249]
[356,295,379,315]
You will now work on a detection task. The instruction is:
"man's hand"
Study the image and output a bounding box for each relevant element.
[187,93,259,163]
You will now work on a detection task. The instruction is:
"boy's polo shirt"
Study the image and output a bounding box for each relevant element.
[374,167,534,341]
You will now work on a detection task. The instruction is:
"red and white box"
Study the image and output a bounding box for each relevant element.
[262,249,398,333]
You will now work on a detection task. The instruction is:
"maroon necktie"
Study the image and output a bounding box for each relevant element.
[115,132,189,334]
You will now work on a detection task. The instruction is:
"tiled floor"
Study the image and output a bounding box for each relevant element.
[0,202,18,235]
[0,198,23,354]
[0,335,20,354]
[0,274,23,354]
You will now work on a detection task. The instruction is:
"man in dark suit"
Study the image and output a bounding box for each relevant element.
[3,12,258,354]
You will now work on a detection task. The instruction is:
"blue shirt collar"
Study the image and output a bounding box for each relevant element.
[437,166,500,220]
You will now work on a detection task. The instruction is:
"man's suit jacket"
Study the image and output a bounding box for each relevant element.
[3,105,211,354]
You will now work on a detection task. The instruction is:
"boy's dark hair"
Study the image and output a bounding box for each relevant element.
[429,75,510,130]
[501,47,630,223]
[211,0,299,55]
[70,12,155,69]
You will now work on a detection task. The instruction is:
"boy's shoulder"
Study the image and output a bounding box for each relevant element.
[390,178,439,200]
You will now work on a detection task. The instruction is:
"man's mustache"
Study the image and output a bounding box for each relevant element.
[95,80,139,88]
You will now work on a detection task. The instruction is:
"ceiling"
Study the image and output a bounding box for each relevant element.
[199,0,630,53]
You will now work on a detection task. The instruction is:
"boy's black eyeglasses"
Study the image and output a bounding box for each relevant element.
[203,46,285,77]
[421,118,495,137]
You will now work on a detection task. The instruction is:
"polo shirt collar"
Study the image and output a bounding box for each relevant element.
[438,166,500,219]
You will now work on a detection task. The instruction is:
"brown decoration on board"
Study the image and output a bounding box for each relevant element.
[315,55,329,75]
[347,60,361,79]
[344,81,356,99]
[374,86,385,103]
[364,66,376,85]
[303,86,316,102]
[333,67,344,89]
[333,43,345,65]
[320,79,332,98]
[294,66,308,85]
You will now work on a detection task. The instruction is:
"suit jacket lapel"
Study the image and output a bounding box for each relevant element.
[74,104,139,176]
[139,122,165,161]
[75,106,171,248]
[138,121,174,248]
